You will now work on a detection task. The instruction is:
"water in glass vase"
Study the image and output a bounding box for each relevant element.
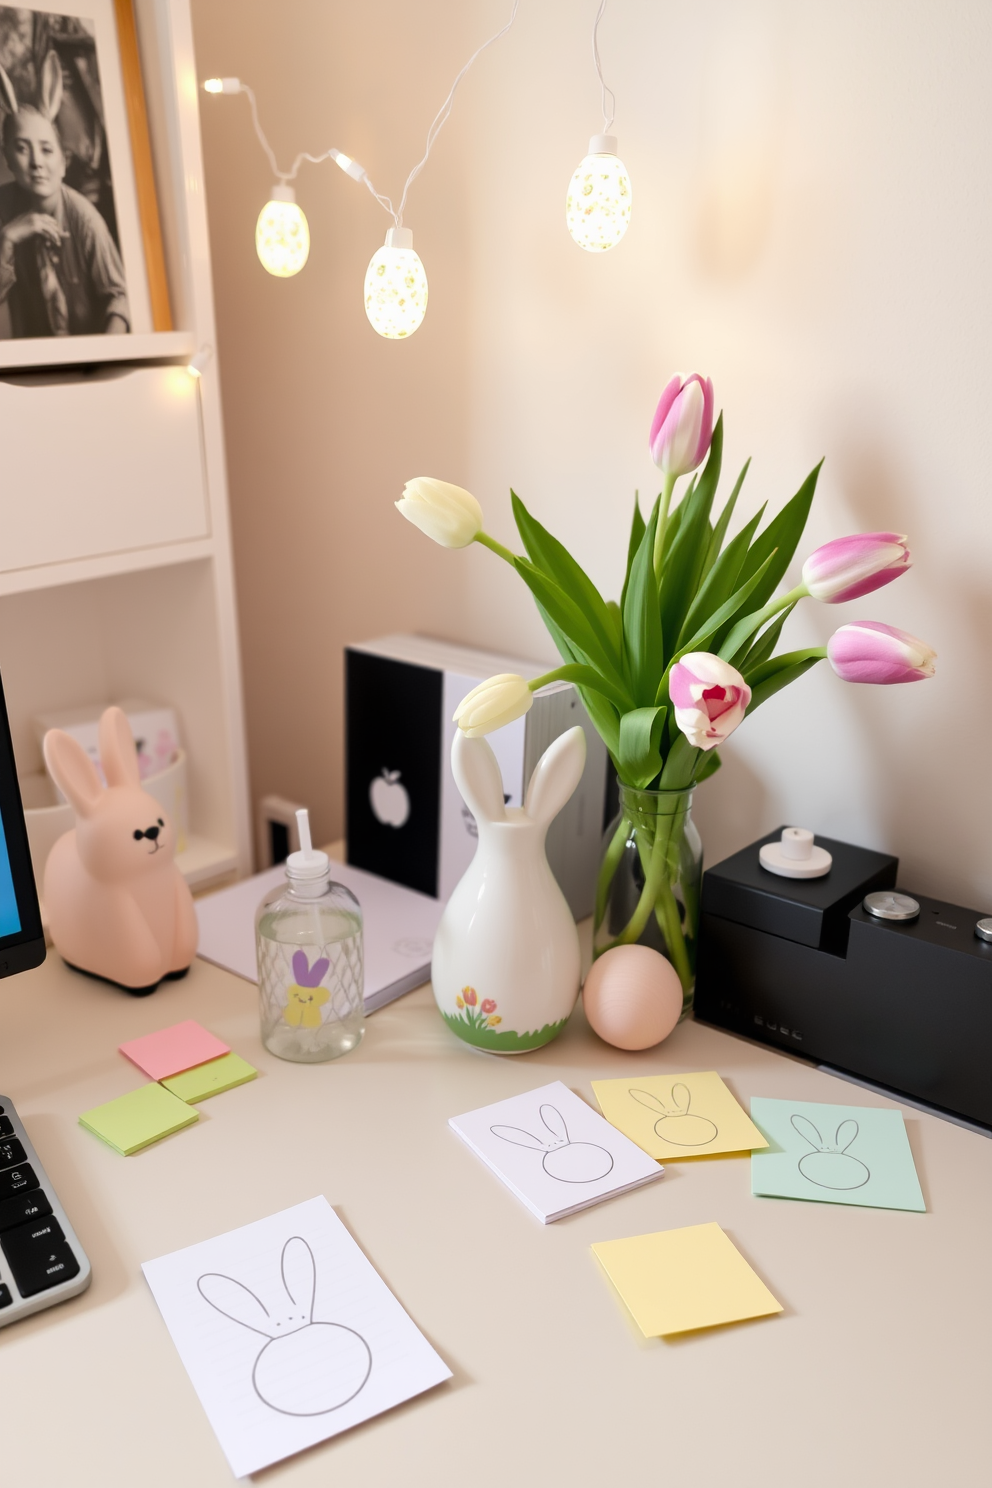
[255,811,365,1062]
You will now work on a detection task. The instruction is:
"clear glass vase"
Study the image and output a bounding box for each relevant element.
[593,783,703,1016]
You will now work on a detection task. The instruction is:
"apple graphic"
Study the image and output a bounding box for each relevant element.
[369,768,410,828]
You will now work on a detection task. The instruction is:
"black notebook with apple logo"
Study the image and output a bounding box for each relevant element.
[345,651,442,897]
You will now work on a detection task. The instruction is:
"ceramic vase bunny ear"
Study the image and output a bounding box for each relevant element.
[432,726,586,1052]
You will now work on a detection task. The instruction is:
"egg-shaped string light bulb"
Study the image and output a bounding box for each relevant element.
[255,183,310,278]
[565,134,631,253]
[364,226,428,339]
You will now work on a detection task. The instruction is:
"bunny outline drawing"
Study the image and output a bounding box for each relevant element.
[491,1103,615,1183]
[284,949,331,1028]
[629,1084,719,1148]
[791,1115,870,1190]
[198,1236,372,1417]
[43,707,198,994]
[432,727,586,1052]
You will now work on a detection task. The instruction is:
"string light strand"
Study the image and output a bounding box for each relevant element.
[591,0,616,135]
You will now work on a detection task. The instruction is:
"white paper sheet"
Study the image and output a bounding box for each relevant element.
[195,862,443,1011]
[449,1081,664,1223]
[142,1197,451,1479]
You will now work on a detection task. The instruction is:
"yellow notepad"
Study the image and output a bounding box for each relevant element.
[161,1052,257,1103]
[592,1071,768,1159]
[593,1222,782,1337]
[79,1083,198,1155]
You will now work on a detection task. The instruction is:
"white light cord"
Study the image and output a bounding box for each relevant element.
[219,0,519,225]
[592,0,616,134]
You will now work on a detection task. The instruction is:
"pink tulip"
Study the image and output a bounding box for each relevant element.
[649,374,715,477]
[801,532,911,603]
[827,621,936,684]
[670,652,751,751]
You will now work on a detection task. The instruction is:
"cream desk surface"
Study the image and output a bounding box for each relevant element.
[1,947,990,1487]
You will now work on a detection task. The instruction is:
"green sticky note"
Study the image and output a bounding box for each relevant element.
[80,1083,199,1155]
[160,1051,257,1103]
[750,1096,925,1212]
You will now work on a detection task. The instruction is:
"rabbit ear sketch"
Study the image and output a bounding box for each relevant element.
[523,728,587,827]
[671,1083,691,1114]
[629,1088,668,1115]
[99,707,141,789]
[791,1114,824,1151]
[38,49,63,122]
[0,64,17,116]
[451,732,507,826]
[44,729,102,818]
[198,1272,275,1338]
[491,1123,547,1151]
[540,1105,568,1143]
[835,1119,859,1153]
[281,1237,316,1320]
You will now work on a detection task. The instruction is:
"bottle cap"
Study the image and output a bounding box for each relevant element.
[759,827,832,879]
[863,891,919,921]
[285,808,330,881]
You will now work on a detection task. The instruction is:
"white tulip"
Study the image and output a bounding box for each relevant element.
[395,477,483,548]
[453,674,533,737]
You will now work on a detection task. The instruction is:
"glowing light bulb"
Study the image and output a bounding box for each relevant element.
[255,184,309,277]
[364,227,428,339]
[565,134,631,253]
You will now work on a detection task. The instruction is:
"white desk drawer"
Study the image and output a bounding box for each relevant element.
[0,364,210,573]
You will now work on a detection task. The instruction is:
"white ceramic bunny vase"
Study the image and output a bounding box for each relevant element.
[432,725,586,1052]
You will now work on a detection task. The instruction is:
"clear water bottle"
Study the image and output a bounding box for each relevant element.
[256,809,365,1062]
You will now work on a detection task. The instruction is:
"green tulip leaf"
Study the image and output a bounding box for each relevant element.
[533,602,621,761]
[622,501,664,706]
[658,732,700,790]
[744,648,824,711]
[701,458,751,578]
[739,600,798,672]
[734,460,823,610]
[676,550,776,662]
[620,494,646,616]
[694,747,722,783]
[659,416,724,654]
[618,705,668,789]
[512,556,625,691]
[511,492,620,668]
[678,502,766,648]
[535,663,632,714]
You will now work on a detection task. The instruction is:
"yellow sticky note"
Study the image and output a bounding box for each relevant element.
[79,1083,198,1155]
[593,1223,782,1337]
[161,1052,258,1103]
[592,1071,768,1159]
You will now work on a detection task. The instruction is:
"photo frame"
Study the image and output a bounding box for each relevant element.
[0,0,172,366]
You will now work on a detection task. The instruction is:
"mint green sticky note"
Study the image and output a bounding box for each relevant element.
[750,1097,925,1212]
[160,1051,257,1103]
[80,1083,199,1155]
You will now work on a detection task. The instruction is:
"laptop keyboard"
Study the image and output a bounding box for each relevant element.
[0,1098,90,1324]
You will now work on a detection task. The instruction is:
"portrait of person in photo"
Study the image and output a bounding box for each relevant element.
[0,7,130,338]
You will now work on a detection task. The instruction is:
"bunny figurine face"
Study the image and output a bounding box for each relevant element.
[791,1116,870,1190]
[198,1236,372,1416]
[491,1103,615,1184]
[629,1084,718,1148]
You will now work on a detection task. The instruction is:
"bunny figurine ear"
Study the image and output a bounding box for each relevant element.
[280,1237,316,1321]
[523,727,586,827]
[629,1088,667,1115]
[490,1123,547,1150]
[539,1105,568,1143]
[451,731,507,827]
[198,1272,275,1337]
[790,1114,824,1151]
[99,706,141,788]
[0,64,17,117]
[43,728,102,819]
[38,49,63,122]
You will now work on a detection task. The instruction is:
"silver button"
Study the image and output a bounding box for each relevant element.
[976,917,992,943]
[863,891,920,921]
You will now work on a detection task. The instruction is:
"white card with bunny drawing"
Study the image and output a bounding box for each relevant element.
[592,1072,769,1159]
[142,1197,451,1478]
[750,1098,926,1211]
[449,1081,663,1223]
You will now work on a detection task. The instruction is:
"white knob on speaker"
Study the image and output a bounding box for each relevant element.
[759,826,833,879]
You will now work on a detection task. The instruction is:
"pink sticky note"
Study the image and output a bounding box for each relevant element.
[119,1021,230,1081]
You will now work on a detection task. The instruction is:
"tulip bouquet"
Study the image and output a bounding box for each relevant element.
[397,375,935,999]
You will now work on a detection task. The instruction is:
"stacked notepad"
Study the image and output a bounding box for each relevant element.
[449,1080,663,1223]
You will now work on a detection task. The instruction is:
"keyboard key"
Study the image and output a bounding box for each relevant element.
[0,1116,12,1138]
[1,1217,79,1297]
[0,1138,27,1170]
[0,1189,52,1232]
[0,1283,11,1308]
[0,1164,37,1200]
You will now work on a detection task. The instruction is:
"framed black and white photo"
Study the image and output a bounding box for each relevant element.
[0,0,169,364]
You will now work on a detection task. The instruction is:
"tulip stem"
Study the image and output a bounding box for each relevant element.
[474,531,519,565]
[652,473,678,580]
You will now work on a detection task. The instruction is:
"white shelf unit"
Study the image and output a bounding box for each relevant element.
[0,0,251,893]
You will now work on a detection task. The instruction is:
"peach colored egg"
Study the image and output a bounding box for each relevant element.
[582,945,683,1050]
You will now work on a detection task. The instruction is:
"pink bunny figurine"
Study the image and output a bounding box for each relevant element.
[42,706,198,994]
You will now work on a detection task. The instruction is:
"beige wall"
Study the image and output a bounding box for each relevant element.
[191,0,991,908]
